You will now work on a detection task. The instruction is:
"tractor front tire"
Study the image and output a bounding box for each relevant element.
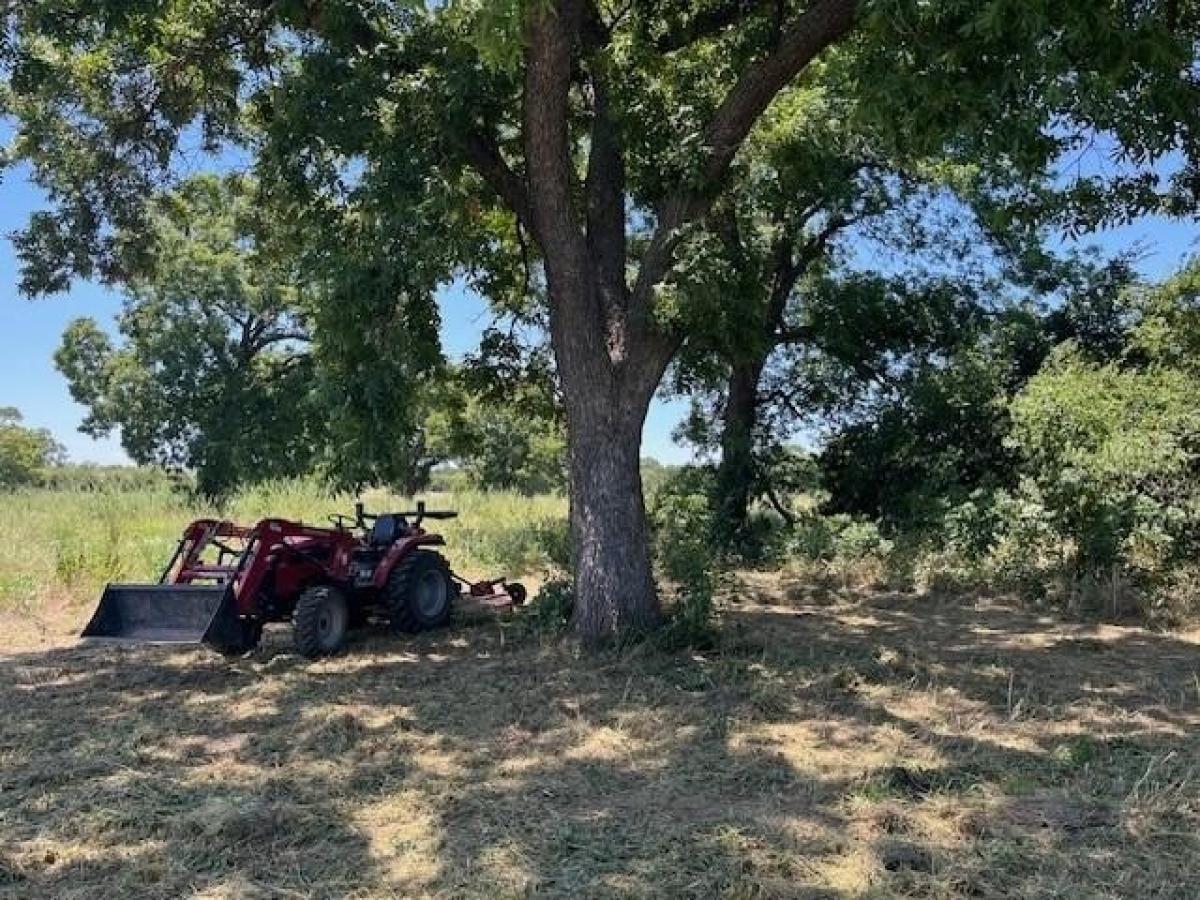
[293,585,349,658]
[386,550,455,633]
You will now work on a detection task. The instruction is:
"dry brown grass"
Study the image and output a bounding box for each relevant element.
[2,582,1199,899]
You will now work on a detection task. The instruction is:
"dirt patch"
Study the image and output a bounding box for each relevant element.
[2,593,1198,898]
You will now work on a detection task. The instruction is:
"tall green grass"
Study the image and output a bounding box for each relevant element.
[0,478,567,614]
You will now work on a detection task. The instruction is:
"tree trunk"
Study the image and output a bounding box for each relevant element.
[565,394,661,641]
[514,0,857,644]
[714,357,766,544]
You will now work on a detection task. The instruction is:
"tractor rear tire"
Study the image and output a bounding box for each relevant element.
[293,585,349,658]
[386,550,455,633]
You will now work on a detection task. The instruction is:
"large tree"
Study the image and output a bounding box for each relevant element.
[3,0,1197,640]
[54,174,324,497]
[661,79,1016,543]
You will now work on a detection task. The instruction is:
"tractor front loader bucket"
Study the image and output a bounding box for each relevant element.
[81,584,242,649]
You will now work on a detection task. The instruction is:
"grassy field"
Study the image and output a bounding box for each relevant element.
[2,485,1199,898]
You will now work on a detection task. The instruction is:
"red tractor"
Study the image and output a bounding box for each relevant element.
[81,502,525,657]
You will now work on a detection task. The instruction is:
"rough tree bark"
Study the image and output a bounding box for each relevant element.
[715,358,767,541]
[564,382,662,636]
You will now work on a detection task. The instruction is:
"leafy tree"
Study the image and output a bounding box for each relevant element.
[54,175,324,497]
[818,306,1042,524]
[661,82,897,545]
[1126,258,1200,371]
[54,175,558,496]
[669,182,1022,544]
[665,76,1156,548]
[4,0,1197,640]
[431,396,566,494]
[816,255,1137,524]
[0,408,63,488]
[1008,258,1200,584]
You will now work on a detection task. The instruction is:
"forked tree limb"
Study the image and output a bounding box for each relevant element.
[461,130,538,241]
[523,0,589,281]
[633,0,860,311]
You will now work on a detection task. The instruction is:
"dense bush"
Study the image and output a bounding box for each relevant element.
[525,577,575,634]
[1009,345,1200,605]
[789,511,891,565]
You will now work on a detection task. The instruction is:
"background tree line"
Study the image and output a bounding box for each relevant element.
[656,253,1200,624]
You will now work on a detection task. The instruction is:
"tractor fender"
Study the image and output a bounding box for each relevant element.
[371,534,446,590]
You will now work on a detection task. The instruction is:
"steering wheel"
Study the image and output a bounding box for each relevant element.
[328,513,357,530]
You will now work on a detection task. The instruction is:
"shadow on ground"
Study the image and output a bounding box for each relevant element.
[2,594,1198,898]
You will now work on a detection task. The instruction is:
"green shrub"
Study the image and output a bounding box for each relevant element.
[941,490,1004,560]
[526,577,574,634]
[789,512,837,561]
[1010,344,1200,589]
[788,512,892,564]
[649,467,718,646]
[832,519,893,561]
[0,408,63,489]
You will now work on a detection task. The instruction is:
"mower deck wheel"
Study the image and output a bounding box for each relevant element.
[293,585,349,658]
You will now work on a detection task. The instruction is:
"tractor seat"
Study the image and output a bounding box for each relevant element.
[369,514,409,547]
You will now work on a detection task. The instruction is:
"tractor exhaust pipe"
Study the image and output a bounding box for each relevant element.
[81,584,243,649]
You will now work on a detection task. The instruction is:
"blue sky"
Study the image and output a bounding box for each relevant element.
[1,153,1195,465]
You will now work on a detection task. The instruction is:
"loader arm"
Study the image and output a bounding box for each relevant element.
[81,517,354,653]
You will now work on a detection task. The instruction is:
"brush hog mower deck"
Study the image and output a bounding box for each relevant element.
[82,502,526,658]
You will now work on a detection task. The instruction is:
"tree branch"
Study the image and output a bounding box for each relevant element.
[255,329,311,350]
[700,0,860,200]
[763,482,798,525]
[523,0,588,279]
[774,324,815,345]
[583,19,628,310]
[793,211,853,275]
[763,211,851,343]
[462,129,537,239]
[713,203,747,270]
[632,0,859,306]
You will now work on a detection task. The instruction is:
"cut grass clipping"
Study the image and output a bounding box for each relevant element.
[3,582,1198,898]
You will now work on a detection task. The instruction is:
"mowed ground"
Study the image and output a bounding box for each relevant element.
[2,585,1199,899]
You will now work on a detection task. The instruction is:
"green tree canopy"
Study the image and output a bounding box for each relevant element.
[428,328,566,494]
[816,254,1137,523]
[54,174,325,497]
